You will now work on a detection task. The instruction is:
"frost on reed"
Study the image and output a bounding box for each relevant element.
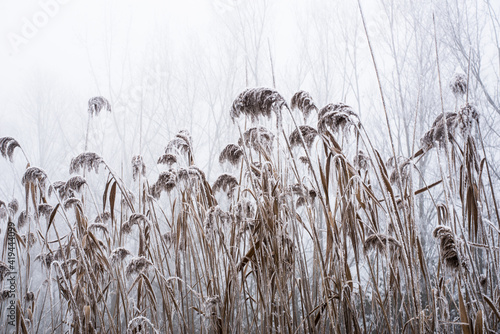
[69,152,104,174]
[450,72,467,97]
[3,83,499,333]
[88,96,111,116]
[131,155,146,181]
[0,261,10,282]
[291,90,318,120]
[230,87,287,128]
[238,126,275,154]
[125,256,152,278]
[432,225,463,270]
[17,210,32,229]
[317,103,359,135]
[219,144,244,166]
[288,125,318,149]
[110,247,131,265]
[212,173,238,198]
[22,167,48,194]
[37,203,53,219]
[420,104,478,151]
[0,137,20,162]
[8,198,19,216]
[157,153,177,166]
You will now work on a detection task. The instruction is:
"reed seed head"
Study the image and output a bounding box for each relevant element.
[291,90,318,120]
[69,152,104,174]
[219,144,244,166]
[0,137,21,162]
[88,96,111,116]
[289,125,318,149]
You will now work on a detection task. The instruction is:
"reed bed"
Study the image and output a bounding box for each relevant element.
[0,82,499,334]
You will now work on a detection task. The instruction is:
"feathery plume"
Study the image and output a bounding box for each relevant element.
[22,167,48,194]
[21,232,37,247]
[0,261,10,282]
[0,137,21,162]
[94,212,111,223]
[126,256,152,278]
[88,223,108,234]
[8,198,19,216]
[166,130,193,159]
[230,87,286,128]
[132,155,146,181]
[364,233,402,254]
[150,171,176,198]
[65,175,86,195]
[238,126,275,154]
[212,173,238,198]
[450,73,467,97]
[354,150,370,170]
[64,197,82,210]
[289,125,318,149]
[38,204,53,219]
[317,103,359,135]
[48,181,69,199]
[219,144,244,166]
[157,153,177,166]
[420,113,458,150]
[291,90,318,120]
[110,247,131,265]
[88,96,111,116]
[433,225,463,270]
[35,252,54,269]
[69,152,104,174]
[17,210,32,229]
[234,198,255,224]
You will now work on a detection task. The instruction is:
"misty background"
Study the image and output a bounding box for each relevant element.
[1,0,499,200]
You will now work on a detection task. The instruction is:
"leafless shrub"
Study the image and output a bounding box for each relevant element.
[219,144,244,166]
[88,96,111,116]
[291,90,318,120]
[289,125,318,149]
[0,137,20,162]
[69,152,104,174]
[132,155,146,181]
[230,87,286,128]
